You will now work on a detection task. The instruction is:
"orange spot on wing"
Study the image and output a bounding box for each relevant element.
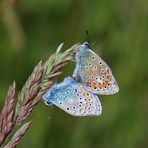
[102,82,107,88]
[83,92,88,96]
[85,106,90,110]
[92,83,97,89]
[86,102,91,106]
[85,81,91,86]
[79,109,83,113]
[85,98,91,103]
[85,102,91,110]
[107,75,111,80]
[103,81,109,87]
[98,83,104,88]
[98,81,109,88]
[98,65,100,71]
[107,69,110,74]
[105,81,109,86]
[80,86,85,91]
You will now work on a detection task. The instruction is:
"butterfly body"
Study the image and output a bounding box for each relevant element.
[43,77,102,116]
[73,42,119,95]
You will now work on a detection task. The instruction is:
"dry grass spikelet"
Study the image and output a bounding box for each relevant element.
[0,43,79,148]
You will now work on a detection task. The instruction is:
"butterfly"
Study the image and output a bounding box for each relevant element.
[43,77,102,116]
[73,42,119,95]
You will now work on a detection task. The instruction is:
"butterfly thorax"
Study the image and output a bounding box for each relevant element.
[76,46,92,65]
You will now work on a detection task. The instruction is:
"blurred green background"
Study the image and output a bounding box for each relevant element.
[0,0,148,147]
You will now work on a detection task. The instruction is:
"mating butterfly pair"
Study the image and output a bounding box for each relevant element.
[43,42,119,116]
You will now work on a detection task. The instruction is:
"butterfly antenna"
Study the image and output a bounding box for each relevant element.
[91,30,109,46]
[86,30,90,44]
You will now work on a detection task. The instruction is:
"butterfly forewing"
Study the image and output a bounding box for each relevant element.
[43,77,102,116]
[73,44,119,95]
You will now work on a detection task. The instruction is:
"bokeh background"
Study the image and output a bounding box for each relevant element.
[0,0,148,147]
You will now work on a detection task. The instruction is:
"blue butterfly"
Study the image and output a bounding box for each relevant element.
[73,42,119,95]
[43,77,102,116]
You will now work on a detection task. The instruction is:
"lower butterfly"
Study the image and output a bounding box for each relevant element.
[43,77,102,116]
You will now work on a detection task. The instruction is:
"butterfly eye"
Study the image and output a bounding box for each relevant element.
[84,42,90,46]
[45,101,50,105]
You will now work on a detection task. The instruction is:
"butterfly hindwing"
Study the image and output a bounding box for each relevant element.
[43,77,102,116]
[73,42,119,95]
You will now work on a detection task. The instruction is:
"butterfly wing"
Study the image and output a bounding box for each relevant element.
[73,44,119,95]
[43,77,102,116]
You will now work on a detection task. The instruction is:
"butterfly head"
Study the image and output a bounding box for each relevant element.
[81,42,91,49]
[43,85,58,106]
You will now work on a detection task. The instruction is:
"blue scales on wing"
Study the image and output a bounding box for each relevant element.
[43,77,102,116]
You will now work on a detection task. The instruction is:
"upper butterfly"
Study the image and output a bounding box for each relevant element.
[73,42,119,95]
